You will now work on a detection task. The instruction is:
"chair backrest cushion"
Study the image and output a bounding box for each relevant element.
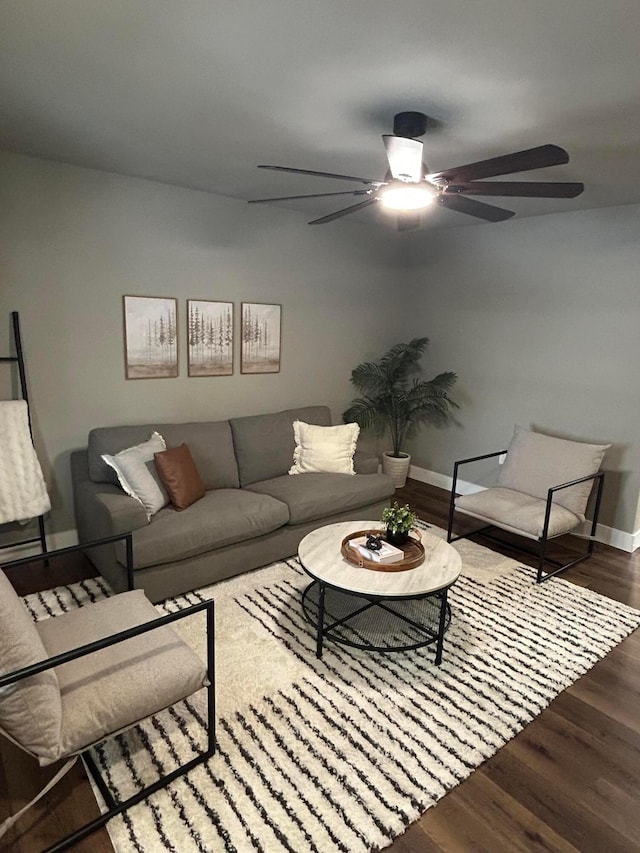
[497,425,609,519]
[0,571,62,764]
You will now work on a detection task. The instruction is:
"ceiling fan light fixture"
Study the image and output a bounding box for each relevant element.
[382,135,424,182]
[379,183,436,211]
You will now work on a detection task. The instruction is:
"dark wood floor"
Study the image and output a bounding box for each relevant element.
[1,479,639,851]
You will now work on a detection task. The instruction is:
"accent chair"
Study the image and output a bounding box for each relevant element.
[447,426,608,583]
[0,533,214,852]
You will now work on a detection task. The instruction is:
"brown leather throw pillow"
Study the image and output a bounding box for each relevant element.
[154,444,205,511]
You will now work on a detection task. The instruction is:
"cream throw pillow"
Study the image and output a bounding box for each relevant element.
[289,420,360,475]
[102,431,169,519]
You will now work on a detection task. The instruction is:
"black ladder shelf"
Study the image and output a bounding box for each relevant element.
[0,311,48,557]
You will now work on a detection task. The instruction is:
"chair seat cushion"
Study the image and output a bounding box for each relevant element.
[246,472,395,525]
[114,488,290,570]
[36,590,207,760]
[455,487,582,540]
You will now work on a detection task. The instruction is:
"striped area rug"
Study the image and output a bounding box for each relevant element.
[24,529,640,853]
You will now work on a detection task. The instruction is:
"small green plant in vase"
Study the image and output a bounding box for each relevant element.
[381,501,418,547]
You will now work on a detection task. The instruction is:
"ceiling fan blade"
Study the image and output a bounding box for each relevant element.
[308,197,379,225]
[397,213,421,232]
[382,135,423,182]
[429,144,570,183]
[258,165,383,186]
[439,194,515,222]
[249,190,370,204]
[445,181,584,199]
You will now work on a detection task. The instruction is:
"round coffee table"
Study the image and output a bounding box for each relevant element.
[298,520,461,664]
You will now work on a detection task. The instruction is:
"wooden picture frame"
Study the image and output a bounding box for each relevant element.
[123,295,178,379]
[241,302,281,374]
[187,300,234,376]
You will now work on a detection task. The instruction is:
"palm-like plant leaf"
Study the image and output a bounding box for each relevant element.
[350,337,429,397]
[343,339,457,456]
[342,397,386,433]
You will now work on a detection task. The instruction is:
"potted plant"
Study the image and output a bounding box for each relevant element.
[381,501,418,546]
[343,337,458,487]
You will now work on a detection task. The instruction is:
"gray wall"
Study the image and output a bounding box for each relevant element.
[403,203,640,535]
[0,151,406,539]
[2,149,638,542]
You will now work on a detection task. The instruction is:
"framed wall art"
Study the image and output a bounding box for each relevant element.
[187,300,234,376]
[241,302,281,374]
[123,295,178,379]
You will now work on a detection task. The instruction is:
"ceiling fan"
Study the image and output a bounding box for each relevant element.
[249,111,584,230]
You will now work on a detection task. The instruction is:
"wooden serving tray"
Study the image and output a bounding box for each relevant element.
[341,528,425,573]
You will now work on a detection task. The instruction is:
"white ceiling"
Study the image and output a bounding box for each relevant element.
[2,0,639,230]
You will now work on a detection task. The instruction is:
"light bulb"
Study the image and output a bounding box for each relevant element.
[379,184,436,211]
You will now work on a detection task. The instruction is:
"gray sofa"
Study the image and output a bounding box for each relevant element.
[70,405,395,602]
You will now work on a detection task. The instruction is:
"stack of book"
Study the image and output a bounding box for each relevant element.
[349,535,405,564]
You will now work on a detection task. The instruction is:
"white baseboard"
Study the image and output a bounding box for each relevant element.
[586,523,640,554]
[409,463,639,554]
[0,528,78,564]
[408,464,485,497]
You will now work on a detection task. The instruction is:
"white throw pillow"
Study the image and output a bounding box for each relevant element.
[101,431,169,518]
[289,421,360,476]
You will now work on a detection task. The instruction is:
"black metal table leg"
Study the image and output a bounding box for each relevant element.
[316,582,326,658]
[435,589,448,666]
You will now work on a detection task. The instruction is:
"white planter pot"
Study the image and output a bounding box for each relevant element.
[381,451,411,488]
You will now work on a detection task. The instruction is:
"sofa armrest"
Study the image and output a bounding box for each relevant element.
[353,450,379,475]
[95,490,149,534]
[71,448,148,543]
[74,478,148,541]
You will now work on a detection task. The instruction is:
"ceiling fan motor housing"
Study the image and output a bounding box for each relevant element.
[393,111,428,138]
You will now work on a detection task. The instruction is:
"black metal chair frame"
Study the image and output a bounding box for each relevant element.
[446,449,605,584]
[0,533,215,852]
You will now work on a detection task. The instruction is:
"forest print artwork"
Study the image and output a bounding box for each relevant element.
[123,295,178,379]
[187,300,233,376]
[241,303,281,374]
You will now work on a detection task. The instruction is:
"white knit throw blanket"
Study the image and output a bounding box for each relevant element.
[0,400,50,524]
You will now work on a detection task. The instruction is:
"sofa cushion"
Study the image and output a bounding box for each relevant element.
[289,421,360,476]
[154,444,206,510]
[455,487,582,540]
[230,406,332,487]
[246,472,396,525]
[88,421,240,490]
[114,489,290,570]
[497,425,609,520]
